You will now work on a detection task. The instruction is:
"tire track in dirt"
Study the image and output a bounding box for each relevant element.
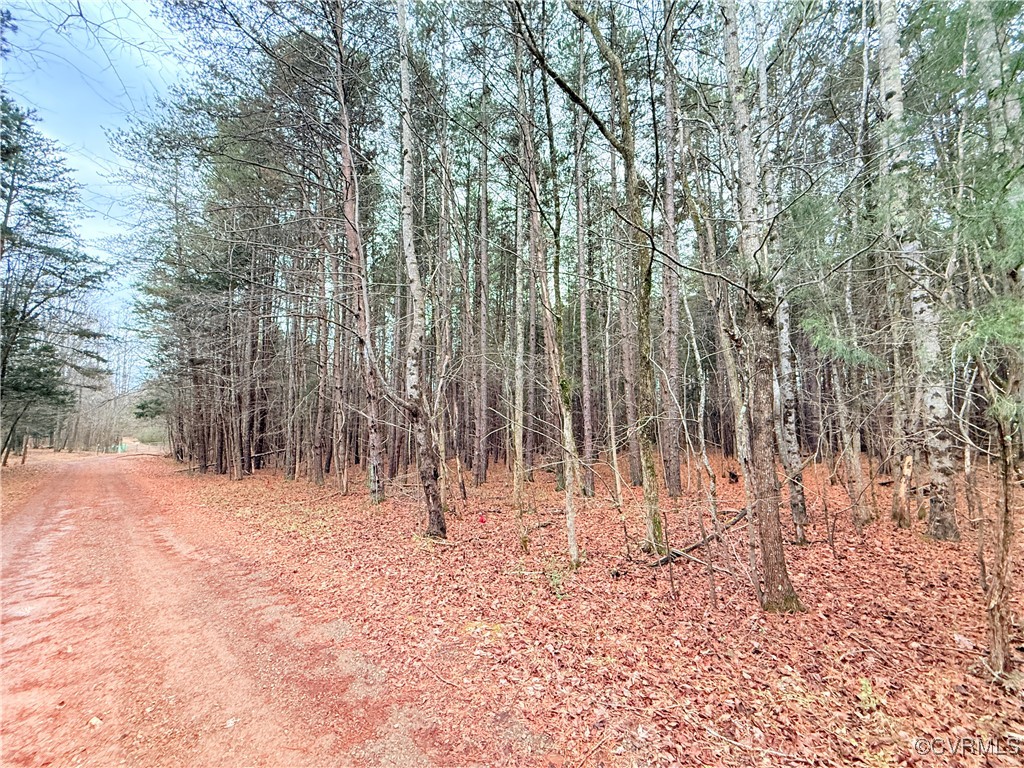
[1,457,436,767]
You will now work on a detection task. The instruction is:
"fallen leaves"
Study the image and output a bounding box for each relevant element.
[124,455,1024,767]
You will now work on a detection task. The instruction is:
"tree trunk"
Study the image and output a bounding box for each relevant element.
[474,83,490,486]
[575,33,595,498]
[562,0,662,550]
[831,361,870,527]
[330,3,385,502]
[516,36,580,565]
[603,287,626,519]
[659,0,682,498]
[746,308,803,612]
[310,206,329,487]
[776,295,808,542]
[720,0,801,611]
[983,406,1018,677]
[396,0,447,538]
[512,176,528,513]
[878,0,958,541]
[599,7,640,489]
[525,252,538,478]
[973,0,1020,677]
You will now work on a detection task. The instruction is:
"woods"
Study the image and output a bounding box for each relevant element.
[59,0,1019,680]
[1,94,110,462]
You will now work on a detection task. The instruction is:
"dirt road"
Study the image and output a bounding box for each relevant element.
[1,457,439,768]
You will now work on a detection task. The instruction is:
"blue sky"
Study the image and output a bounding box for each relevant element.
[4,0,184,267]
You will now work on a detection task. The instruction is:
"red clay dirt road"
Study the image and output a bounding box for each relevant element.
[1,456,442,768]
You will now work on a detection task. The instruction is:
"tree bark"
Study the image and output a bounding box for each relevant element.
[575,31,595,498]
[659,0,682,498]
[474,81,490,486]
[517,37,580,566]
[720,0,801,611]
[878,0,958,541]
[330,1,385,503]
[775,295,808,542]
[563,0,662,551]
[512,172,528,513]
[972,0,1020,677]
[397,0,447,538]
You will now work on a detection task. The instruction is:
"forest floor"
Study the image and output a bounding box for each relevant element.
[1,450,1022,767]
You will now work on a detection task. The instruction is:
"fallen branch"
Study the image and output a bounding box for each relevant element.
[648,509,747,568]
[420,531,494,549]
[572,733,610,768]
[702,723,816,765]
[674,707,819,766]
[668,549,735,576]
[420,658,460,688]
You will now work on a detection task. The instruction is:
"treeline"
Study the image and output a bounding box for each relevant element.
[125,1,1021,673]
[0,89,110,462]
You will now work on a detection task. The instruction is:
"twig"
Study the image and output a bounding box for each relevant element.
[836,646,874,663]
[649,509,748,567]
[672,704,822,764]
[420,536,459,547]
[420,659,460,688]
[572,733,610,768]
[670,549,734,576]
[702,723,816,765]
[926,645,982,656]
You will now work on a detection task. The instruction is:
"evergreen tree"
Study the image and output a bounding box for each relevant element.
[0,95,106,458]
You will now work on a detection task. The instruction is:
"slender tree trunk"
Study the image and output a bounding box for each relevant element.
[746,307,803,612]
[517,40,580,565]
[512,176,528,513]
[985,422,1017,676]
[387,261,405,482]
[397,0,446,538]
[283,311,297,481]
[330,208,348,492]
[461,168,474,470]
[659,0,682,499]
[720,0,801,611]
[474,83,490,486]
[563,0,662,550]
[575,33,595,498]
[525,253,538,478]
[1,406,27,465]
[434,122,456,513]
[878,0,958,540]
[973,1,1020,677]
[776,295,807,542]
[603,286,626,520]
[614,209,641,488]
[311,207,329,487]
[330,3,385,502]
[598,7,640,488]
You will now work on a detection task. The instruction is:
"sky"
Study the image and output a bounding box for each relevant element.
[3,0,185,292]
